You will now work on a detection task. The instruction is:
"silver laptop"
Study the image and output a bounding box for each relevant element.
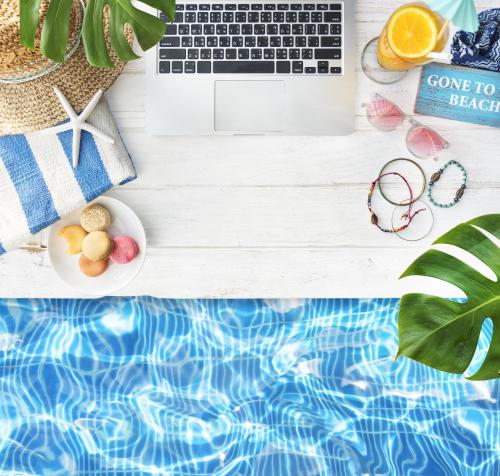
[146,1,356,135]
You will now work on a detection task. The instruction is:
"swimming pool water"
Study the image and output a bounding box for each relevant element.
[0,298,498,475]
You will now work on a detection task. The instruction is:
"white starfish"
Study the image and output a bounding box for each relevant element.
[38,87,114,168]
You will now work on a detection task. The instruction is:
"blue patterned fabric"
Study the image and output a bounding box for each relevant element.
[0,297,498,475]
[451,8,500,72]
[0,97,136,255]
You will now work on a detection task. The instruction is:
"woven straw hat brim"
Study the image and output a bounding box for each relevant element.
[0,45,125,136]
[0,0,126,136]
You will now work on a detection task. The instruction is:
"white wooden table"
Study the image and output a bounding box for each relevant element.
[1,0,498,298]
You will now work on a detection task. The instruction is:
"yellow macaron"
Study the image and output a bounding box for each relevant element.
[82,231,113,261]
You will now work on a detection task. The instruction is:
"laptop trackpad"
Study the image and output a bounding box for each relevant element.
[215,80,284,133]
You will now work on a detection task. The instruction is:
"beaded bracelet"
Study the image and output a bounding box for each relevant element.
[427,160,467,208]
[368,172,425,233]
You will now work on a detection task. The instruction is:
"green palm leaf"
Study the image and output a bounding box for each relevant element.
[20,0,175,67]
[397,214,500,380]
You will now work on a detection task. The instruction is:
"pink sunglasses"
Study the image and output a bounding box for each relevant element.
[364,94,449,160]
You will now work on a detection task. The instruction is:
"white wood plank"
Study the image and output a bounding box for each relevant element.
[0,247,470,299]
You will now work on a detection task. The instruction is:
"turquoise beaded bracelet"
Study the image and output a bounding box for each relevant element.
[427,160,467,208]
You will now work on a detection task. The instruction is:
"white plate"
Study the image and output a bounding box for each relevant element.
[49,196,147,296]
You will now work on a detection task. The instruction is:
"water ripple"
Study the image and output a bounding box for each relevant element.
[0,298,498,475]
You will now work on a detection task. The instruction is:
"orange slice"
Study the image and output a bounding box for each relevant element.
[387,5,439,62]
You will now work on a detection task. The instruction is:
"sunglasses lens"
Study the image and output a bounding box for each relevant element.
[366,98,404,131]
[406,126,448,159]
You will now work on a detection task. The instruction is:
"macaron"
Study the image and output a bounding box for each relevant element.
[80,204,111,232]
[110,236,139,264]
[82,231,113,261]
[59,225,87,255]
[79,255,109,278]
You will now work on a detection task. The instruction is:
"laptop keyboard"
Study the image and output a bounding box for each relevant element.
[158,2,343,75]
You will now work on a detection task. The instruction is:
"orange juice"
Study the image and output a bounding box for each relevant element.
[377,3,448,71]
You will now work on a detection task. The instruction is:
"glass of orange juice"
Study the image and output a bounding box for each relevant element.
[362,2,449,84]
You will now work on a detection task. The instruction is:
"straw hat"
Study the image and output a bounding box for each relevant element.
[0,0,127,136]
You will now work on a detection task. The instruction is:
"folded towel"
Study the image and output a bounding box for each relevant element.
[0,97,136,254]
[451,8,500,72]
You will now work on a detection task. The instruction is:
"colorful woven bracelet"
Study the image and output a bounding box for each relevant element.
[427,160,467,208]
[368,172,425,233]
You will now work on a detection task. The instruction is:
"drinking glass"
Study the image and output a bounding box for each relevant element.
[361,2,449,84]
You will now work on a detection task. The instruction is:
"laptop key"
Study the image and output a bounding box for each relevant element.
[254,24,265,34]
[213,48,224,59]
[251,48,262,59]
[302,48,313,59]
[235,12,246,22]
[182,37,192,47]
[172,61,183,73]
[238,48,250,59]
[325,12,341,22]
[213,3,223,10]
[165,24,177,35]
[238,4,250,10]
[194,36,205,47]
[213,61,275,73]
[160,48,186,59]
[263,48,275,59]
[161,36,179,47]
[315,48,341,59]
[159,61,170,73]
[188,49,199,59]
[308,36,319,47]
[330,24,342,34]
[321,36,342,47]
[216,24,227,35]
[276,48,287,59]
[251,4,262,10]
[245,36,256,47]
[185,12,196,22]
[210,12,221,22]
[292,61,303,73]
[179,24,190,35]
[289,48,300,59]
[191,24,202,34]
[207,36,217,47]
[197,12,209,22]
[204,24,215,35]
[197,61,211,73]
[229,24,240,35]
[270,36,281,47]
[280,24,290,35]
[330,67,342,74]
[318,24,328,35]
[257,36,268,47]
[232,36,243,47]
[242,24,253,35]
[184,61,196,73]
[220,36,230,47]
[277,60,291,73]
[199,4,210,10]
[186,4,196,10]
[305,67,316,73]
[226,48,237,59]
[200,49,211,59]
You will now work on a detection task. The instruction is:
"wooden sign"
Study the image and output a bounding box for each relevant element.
[415,63,500,129]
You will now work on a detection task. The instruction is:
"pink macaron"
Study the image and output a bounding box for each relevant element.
[110,236,139,265]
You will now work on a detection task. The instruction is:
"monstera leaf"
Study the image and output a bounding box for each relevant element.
[397,214,500,380]
[20,0,175,67]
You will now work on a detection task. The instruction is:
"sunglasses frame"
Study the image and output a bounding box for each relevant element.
[364,93,450,160]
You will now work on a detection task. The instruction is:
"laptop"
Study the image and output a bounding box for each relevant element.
[146,1,356,135]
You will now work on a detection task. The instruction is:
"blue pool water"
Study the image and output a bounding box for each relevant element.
[0,298,498,475]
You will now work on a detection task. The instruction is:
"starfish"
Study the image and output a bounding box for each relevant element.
[38,87,114,168]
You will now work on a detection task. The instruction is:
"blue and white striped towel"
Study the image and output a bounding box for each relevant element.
[0,97,136,254]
